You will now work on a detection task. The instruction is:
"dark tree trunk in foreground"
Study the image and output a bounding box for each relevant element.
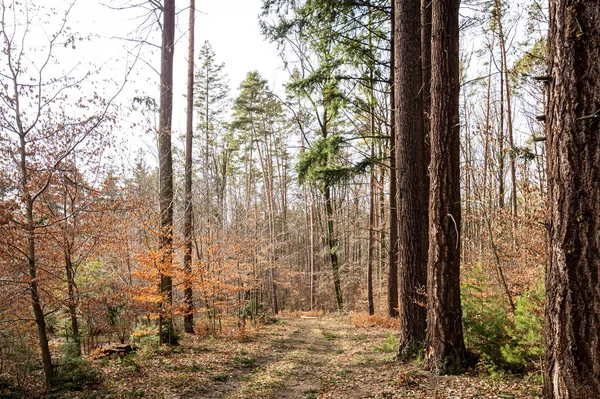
[158,0,176,345]
[394,0,428,360]
[387,2,399,318]
[421,0,431,153]
[423,0,466,374]
[183,0,195,335]
[16,79,54,387]
[544,1,600,397]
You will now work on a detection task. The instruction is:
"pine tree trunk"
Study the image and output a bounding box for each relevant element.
[325,185,343,311]
[364,3,377,316]
[158,0,176,345]
[423,0,466,374]
[183,0,195,335]
[387,1,399,318]
[367,144,376,316]
[544,1,600,397]
[395,0,428,359]
[421,0,432,153]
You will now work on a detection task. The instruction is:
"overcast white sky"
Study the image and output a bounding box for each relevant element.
[193,0,285,91]
[174,0,286,134]
[68,0,286,164]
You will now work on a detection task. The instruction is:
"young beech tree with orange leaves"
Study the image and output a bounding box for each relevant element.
[0,1,122,384]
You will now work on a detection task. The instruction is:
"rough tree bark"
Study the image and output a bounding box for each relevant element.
[183,0,195,334]
[421,0,432,150]
[387,1,399,318]
[158,0,176,345]
[544,1,600,397]
[394,0,428,359]
[423,0,466,374]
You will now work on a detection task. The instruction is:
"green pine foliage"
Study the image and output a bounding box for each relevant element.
[52,342,100,390]
[462,265,544,374]
[500,280,544,368]
[296,134,372,191]
[462,265,510,369]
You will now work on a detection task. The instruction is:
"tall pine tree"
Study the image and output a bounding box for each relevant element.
[423,0,466,374]
[544,1,600,396]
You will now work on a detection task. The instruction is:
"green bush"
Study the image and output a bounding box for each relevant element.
[0,376,23,399]
[461,265,544,374]
[374,332,399,354]
[52,343,100,390]
[130,326,159,354]
[501,280,544,369]
[462,265,510,368]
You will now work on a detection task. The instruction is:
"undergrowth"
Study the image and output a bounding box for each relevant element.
[349,312,397,329]
[374,332,399,353]
[51,342,100,391]
[462,265,544,375]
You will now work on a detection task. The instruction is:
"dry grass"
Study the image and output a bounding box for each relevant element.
[348,311,399,329]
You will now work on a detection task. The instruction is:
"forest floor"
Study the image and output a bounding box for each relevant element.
[50,314,542,399]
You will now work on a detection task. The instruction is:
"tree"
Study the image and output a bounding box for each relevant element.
[194,40,230,226]
[157,0,176,345]
[544,1,600,397]
[394,0,428,359]
[261,0,392,313]
[296,133,370,311]
[492,0,517,227]
[232,71,289,315]
[44,162,111,357]
[0,1,118,384]
[183,0,195,334]
[423,0,466,374]
[387,2,399,319]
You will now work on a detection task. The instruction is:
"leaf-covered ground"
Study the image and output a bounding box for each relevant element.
[51,315,542,398]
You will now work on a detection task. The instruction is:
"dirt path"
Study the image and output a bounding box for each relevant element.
[81,315,542,399]
[204,316,540,399]
[224,317,347,399]
[209,316,410,399]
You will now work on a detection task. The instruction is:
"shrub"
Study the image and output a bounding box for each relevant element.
[462,265,510,367]
[130,326,159,354]
[374,332,399,354]
[52,343,100,390]
[0,376,23,399]
[500,280,544,370]
[461,265,544,374]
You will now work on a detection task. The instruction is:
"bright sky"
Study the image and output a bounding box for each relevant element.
[68,0,285,164]
[174,0,286,137]
[194,0,285,92]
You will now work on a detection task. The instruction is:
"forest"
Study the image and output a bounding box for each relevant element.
[0,0,598,398]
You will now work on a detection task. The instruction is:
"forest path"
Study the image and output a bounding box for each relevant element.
[90,315,540,399]
[220,316,397,399]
